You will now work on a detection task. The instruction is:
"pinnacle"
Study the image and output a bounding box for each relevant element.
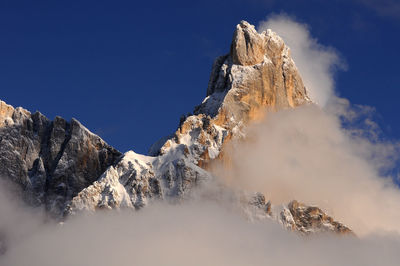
[230,21,266,66]
[239,20,252,28]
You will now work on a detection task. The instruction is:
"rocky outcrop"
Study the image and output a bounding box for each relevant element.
[231,21,266,66]
[0,100,121,217]
[238,194,353,235]
[280,200,352,235]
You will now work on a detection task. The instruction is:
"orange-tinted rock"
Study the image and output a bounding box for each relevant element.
[231,21,266,66]
[286,200,353,235]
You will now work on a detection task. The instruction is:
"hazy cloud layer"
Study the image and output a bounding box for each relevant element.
[1,191,400,266]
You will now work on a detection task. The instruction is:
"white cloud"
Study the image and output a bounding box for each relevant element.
[1,196,400,266]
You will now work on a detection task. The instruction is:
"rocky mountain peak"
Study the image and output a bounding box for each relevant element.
[68,21,343,236]
[69,21,314,212]
[0,100,121,216]
[0,100,30,127]
[231,20,266,66]
[0,22,350,236]
[0,100,14,126]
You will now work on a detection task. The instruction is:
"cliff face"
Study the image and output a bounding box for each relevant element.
[0,21,351,235]
[0,101,121,217]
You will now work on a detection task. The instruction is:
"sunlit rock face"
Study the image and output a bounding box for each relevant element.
[0,21,352,235]
[0,100,121,217]
[231,20,266,66]
[156,20,310,166]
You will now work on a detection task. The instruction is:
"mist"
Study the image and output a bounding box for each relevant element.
[1,192,400,266]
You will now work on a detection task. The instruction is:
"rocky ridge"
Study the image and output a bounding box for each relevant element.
[0,21,351,235]
[0,101,121,217]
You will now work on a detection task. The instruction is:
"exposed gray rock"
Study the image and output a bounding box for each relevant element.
[0,100,121,217]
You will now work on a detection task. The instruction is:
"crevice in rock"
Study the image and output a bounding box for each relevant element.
[50,121,72,174]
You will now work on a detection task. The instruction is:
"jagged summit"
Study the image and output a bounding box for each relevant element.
[231,20,266,66]
[0,22,349,235]
[0,100,121,216]
[199,19,309,122]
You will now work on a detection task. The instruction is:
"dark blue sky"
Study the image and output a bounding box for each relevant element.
[1,0,399,154]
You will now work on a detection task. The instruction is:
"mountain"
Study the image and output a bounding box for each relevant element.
[0,101,121,217]
[0,21,351,235]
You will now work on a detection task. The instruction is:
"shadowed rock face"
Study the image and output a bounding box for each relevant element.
[0,101,121,217]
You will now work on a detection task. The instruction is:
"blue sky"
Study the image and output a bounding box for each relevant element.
[0,0,399,154]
